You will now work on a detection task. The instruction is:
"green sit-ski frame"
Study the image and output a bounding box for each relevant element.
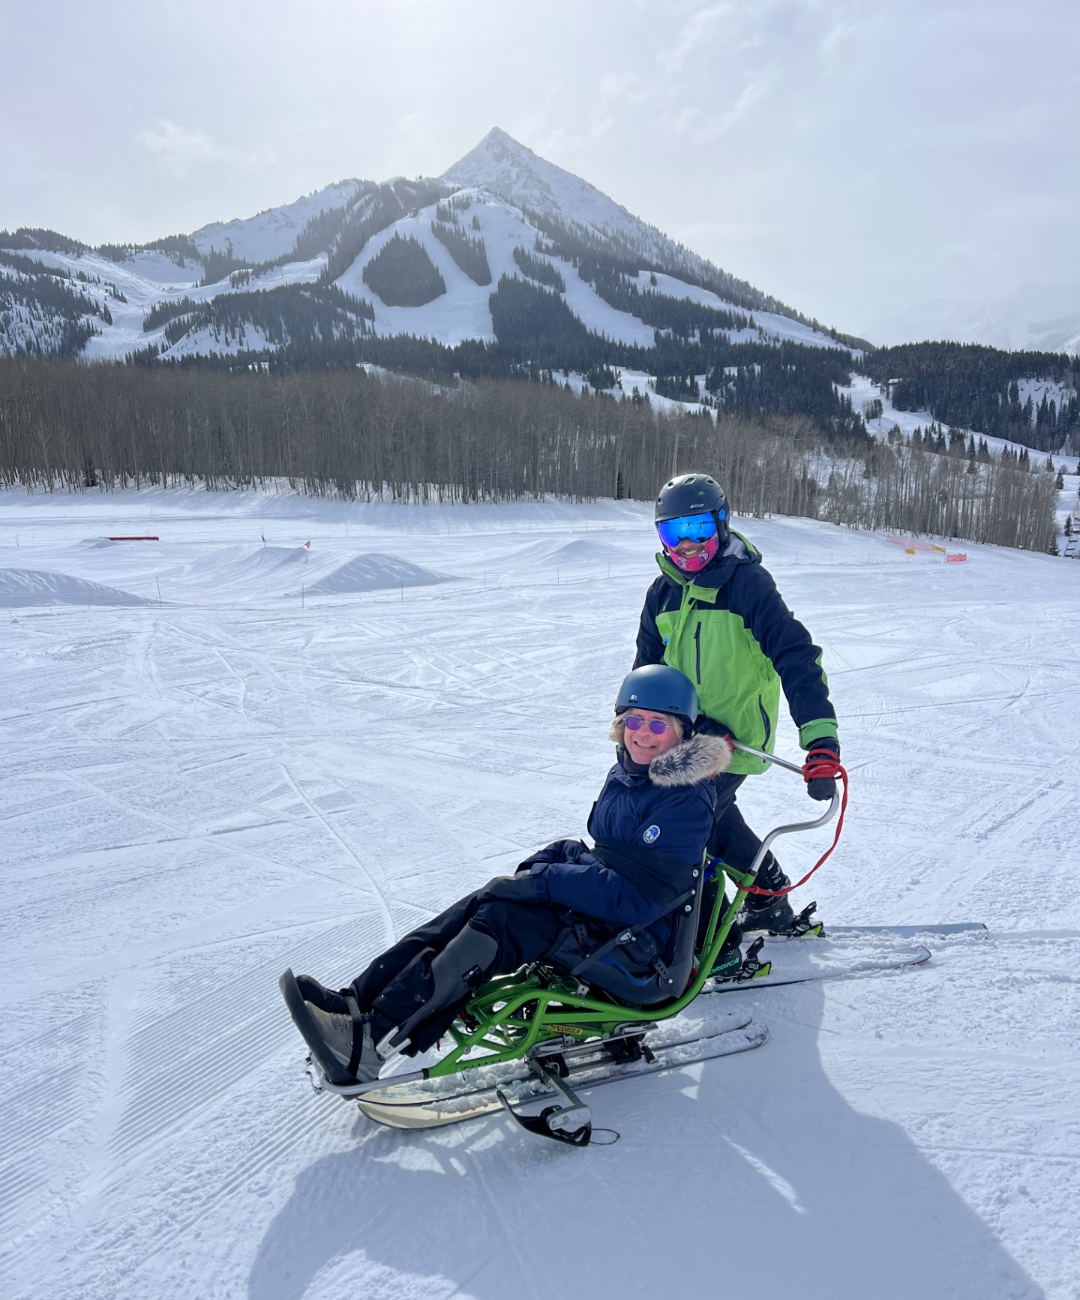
[318,742,838,1100]
[419,857,756,1082]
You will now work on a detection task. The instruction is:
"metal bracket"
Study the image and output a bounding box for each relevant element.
[497,1057,594,1145]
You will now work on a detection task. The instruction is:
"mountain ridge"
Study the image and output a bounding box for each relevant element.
[1,128,863,364]
[865,280,1080,356]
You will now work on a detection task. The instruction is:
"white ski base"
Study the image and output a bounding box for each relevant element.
[825,922,987,937]
[355,1013,766,1131]
[709,930,932,991]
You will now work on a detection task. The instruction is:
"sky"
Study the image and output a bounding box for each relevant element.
[3,0,1078,336]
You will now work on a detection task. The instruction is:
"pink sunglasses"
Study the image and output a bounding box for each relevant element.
[623,714,676,735]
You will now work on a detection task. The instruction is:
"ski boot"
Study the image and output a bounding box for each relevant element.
[741,853,824,937]
[707,921,746,979]
[280,969,384,1085]
[707,925,773,984]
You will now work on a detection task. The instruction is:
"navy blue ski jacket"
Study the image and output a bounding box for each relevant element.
[522,733,729,935]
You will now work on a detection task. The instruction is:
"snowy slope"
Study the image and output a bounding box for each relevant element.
[443,128,673,255]
[335,194,656,348]
[190,181,365,262]
[637,271,850,351]
[841,372,1073,467]
[865,281,1080,355]
[442,129,787,314]
[1,486,1078,1300]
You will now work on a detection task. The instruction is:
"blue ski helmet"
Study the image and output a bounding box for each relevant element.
[614,664,698,733]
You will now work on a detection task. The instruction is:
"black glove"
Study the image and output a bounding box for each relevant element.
[804,736,840,801]
[696,716,735,744]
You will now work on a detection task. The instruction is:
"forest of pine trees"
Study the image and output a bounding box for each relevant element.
[362,234,446,307]
[864,342,1080,452]
[0,356,1058,554]
[0,251,110,356]
[138,285,375,351]
[430,220,491,285]
[573,255,752,337]
[513,245,566,291]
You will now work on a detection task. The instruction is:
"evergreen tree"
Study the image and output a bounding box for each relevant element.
[362,234,446,306]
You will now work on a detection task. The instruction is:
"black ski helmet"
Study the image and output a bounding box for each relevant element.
[654,472,729,538]
[614,664,698,733]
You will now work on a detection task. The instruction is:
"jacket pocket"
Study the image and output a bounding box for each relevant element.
[757,695,772,747]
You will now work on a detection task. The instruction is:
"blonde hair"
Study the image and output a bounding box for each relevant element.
[609,712,685,747]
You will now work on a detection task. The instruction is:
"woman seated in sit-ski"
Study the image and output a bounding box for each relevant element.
[281,664,732,1085]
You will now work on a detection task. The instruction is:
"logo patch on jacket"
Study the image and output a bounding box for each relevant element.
[643,824,661,844]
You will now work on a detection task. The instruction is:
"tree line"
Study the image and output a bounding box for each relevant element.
[0,357,1056,554]
[864,342,1080,453]
[362,234,446,307]
[430,220,491,286]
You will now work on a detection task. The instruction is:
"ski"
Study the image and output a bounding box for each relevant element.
[825,922,987,938]
[351,1012,766,1133]
[704,929,932,993]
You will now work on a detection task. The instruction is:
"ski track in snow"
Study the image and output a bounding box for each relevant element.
[1,489,1078,1300]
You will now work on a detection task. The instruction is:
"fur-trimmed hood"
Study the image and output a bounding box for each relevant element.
[645,732,732,787]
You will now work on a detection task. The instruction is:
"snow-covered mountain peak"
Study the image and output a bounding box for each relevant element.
[439,128,793,319]
[442,128,644,245]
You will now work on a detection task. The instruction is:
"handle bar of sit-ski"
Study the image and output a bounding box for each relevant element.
[727,739,839,884]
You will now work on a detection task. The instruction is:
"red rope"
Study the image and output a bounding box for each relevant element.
[743,749,848,897]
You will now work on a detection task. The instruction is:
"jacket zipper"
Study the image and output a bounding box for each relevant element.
[758,695,772,746]
[693,621,702,685]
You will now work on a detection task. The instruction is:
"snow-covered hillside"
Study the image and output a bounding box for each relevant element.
[0,129,846,362]
[2,487,1079,1300]
[865,280,1080,355]
[190,181,365,264]
[841,373,1074,468]
[335,193,654,348]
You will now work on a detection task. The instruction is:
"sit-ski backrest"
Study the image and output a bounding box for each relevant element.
[572,860,706,1008]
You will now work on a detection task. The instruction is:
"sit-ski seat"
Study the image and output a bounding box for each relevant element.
[547,867,705,1008]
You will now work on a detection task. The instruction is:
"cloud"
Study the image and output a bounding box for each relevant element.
[599,71,652,106]
[658,3,735,76]
[817,18,865,73]
[692,66,779,141]
[661,65,780,144]
[135,120,232,179]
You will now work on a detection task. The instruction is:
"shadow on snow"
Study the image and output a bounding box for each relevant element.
[250,978,1043,1300]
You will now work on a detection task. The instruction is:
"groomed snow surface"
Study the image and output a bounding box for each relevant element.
[2,488,1079,1300]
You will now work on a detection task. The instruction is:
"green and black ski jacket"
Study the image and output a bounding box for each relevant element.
[634,531,837,776]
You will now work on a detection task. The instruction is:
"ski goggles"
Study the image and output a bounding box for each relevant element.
[655,512,723,549]
[623,714,677,735]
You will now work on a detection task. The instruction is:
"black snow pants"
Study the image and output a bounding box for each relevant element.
[348,875,578,1055]
[707,774,761,868]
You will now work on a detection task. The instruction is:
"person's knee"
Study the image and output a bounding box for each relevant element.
[430,922,499,991]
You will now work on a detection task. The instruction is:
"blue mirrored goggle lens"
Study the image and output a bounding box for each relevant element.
[656,513,718,548]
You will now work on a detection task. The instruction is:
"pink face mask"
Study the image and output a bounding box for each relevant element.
[665,534,720,572]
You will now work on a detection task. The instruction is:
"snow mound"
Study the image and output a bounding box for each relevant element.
[192,545,314,580]
[506,537,633,566]
[0,569,149,607]
[296,553,449,595]
[544,538,635,565]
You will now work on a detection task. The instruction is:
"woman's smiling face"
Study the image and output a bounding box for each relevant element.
[622,709,682,764]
